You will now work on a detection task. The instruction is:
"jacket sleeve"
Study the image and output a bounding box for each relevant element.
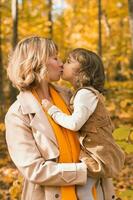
[5,103,87,186]
[46,89,98,131]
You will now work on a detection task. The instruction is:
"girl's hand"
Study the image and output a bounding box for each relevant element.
[42,99,53,111]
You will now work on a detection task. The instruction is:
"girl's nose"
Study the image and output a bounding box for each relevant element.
[58,59,63,67]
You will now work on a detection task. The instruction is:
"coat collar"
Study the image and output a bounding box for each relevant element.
[17,90,41,114]
[17,83,70,115]
[16,84,72,146]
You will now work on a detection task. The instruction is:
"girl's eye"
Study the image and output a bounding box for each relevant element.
[54,57,58,60]
[67,59,70,63]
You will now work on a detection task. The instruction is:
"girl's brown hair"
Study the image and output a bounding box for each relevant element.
[69,48,105,93]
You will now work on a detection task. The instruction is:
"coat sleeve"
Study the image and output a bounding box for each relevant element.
[5,102,87,186]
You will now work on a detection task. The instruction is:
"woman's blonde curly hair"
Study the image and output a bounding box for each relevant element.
[7,36,58,91]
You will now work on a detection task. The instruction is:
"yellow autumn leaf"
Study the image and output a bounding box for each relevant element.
[107,102,116,112]
[128,129,133,143]
[119,112,131,119]
[0,123,5,132]
[120,99,133,108]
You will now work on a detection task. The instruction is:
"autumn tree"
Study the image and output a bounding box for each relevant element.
[47,0,53,38]
[10,0,18,103]
[12,0,18,48]
[97,0,102,57]
[128,0,133,70]
[0,1,5,113]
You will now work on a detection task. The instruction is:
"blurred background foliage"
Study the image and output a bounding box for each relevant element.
[0,0,133,199]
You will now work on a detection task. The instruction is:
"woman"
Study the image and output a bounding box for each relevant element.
[5,36,114,200]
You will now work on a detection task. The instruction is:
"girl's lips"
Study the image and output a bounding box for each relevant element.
[60,70,63,74]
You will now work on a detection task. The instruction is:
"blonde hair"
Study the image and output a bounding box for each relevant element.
[7,36,58,91]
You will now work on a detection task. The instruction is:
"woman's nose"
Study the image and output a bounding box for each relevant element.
[58,59,63,67]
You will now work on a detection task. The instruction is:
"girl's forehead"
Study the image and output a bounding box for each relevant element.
[67,55,80,65]
[67,55,76,61]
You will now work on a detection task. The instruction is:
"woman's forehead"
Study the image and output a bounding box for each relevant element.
[51,51,58,56]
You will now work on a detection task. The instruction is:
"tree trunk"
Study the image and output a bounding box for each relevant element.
[97,0,102,57]
[102,11,111,37]
[12,0,18,49]
[128,0,133,49]
[128,0,133,70]
[10,0,18,103]
[0,1,5,109]
[47,0,53,38]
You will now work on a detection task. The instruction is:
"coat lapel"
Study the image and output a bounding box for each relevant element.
[17,90,58,145]
[17,84,72,146]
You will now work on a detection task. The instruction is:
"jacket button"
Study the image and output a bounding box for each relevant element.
[55,194,59,198]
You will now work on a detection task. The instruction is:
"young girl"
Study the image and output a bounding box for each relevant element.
[42,48,125,180]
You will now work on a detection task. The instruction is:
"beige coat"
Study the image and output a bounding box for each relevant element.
[5,84,115,200]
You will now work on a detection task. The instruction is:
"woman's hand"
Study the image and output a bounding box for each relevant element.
[42,99,53,111]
